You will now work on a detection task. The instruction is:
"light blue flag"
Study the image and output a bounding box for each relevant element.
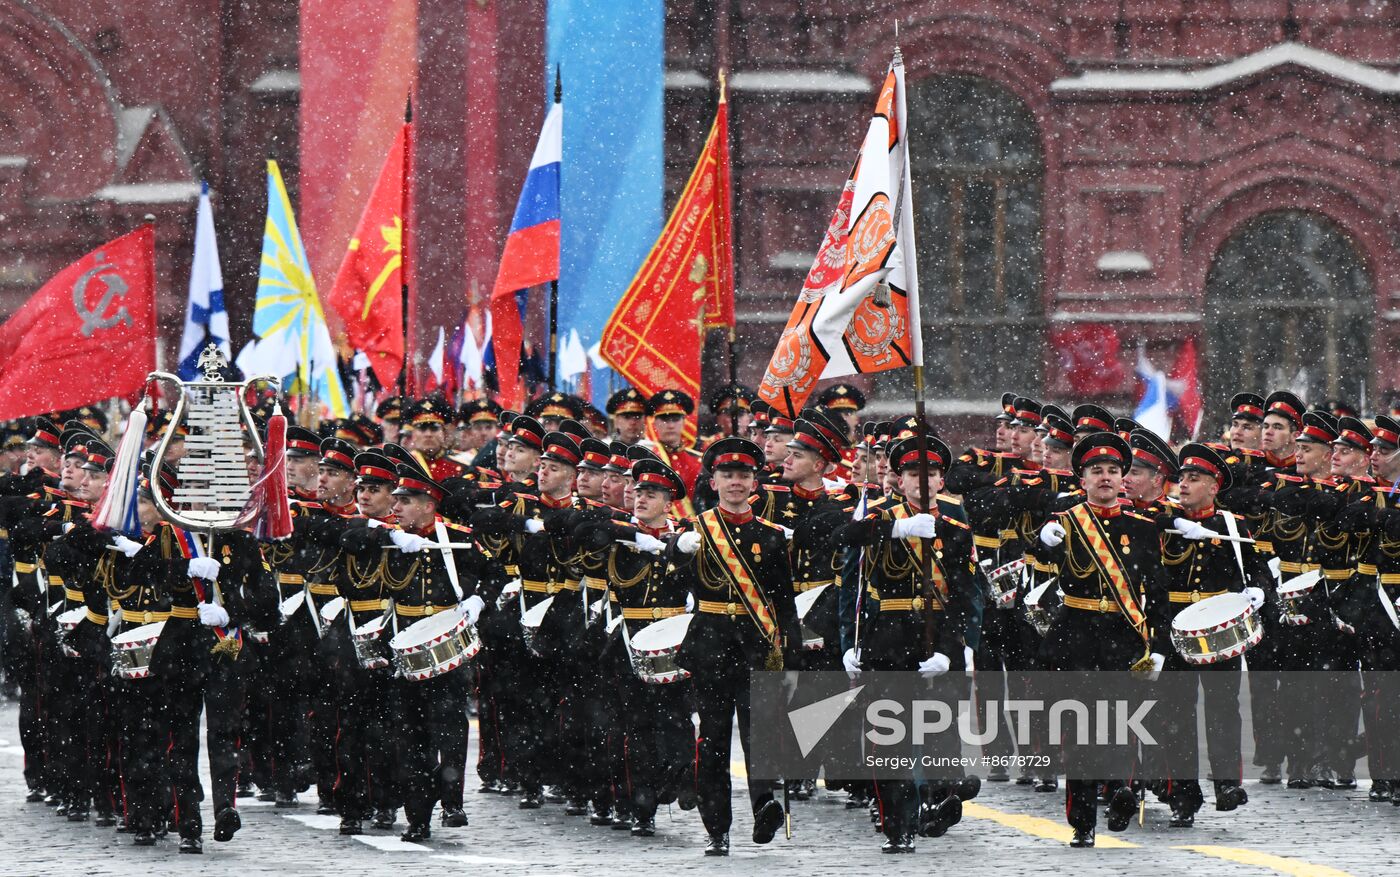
[547,0,664,406]
[252,160,349,417]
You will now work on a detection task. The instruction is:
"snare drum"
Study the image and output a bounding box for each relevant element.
[278,591,306,625]
[1278,570,1321,624]
[388,610,480,682]
[1023,580,1055,637]
[629,613,694,684]
[320,596,345,625]
[56,607,85,658]
[352,615,391,670]
[794,583,831,651]
[521,596,553,657]
[984,559,1027,608]
[111,622,165,680]
[1170,592,1263,665]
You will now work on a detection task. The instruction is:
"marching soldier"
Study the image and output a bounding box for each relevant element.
[672,436,799,856]
[1030,432,1170,848]
[341,458,495,841]
[1152,442,1265,827]
[408,398,470,482]
[837,432,977,853]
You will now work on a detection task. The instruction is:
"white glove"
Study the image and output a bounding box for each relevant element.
[634,533,666,555]
[781,526,794,541]
[109,535,143,558]
[524,518,545,534]
[1146,652,1166,682]
[917,652,950,678]
[188,557,221,581]
[892,513,936,540]
[964,645,975,673]
[367,518,387,529]
[390,529,429,553]
[62,522,75,535]
[198,602,230,628]
[676,531,701,555]
[1173,517,1220,541]
[462,594,485,626]
[1245,586,1265,611]
[1039,521,1065,547]
[685,592,696,613]
[842,647,862,676]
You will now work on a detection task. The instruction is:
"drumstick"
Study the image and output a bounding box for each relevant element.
[1164,530,1255,543]
[419,541,475,550]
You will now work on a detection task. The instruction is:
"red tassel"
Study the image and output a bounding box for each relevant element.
[236,404,292,539]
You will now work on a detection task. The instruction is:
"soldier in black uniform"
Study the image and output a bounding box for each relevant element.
[1030,432,1170,848]
[672,437,799,856]
[580,457,695,837]
[1153,442,1265,827]
[1352,415,1400,803]
[333,449,403,830]
[342,459,494,842]
[836,433,977,853]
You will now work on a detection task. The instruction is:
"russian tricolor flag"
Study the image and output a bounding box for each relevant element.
[491,99,561,407]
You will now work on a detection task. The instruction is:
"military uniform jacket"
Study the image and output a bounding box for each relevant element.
[947,448,1023,563]
[1030,501,1169,664]
[340,517,490,628]
[835,500,975,667]
[750,482,853,595]
[674,507,800,672]
[1160,508,1274,645]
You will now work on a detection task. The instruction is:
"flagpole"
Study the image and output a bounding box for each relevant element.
[547,67,562,393]
[400,96,413,401]
[719,69,739,438]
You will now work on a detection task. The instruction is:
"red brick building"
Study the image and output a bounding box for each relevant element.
[5,2,1399,438]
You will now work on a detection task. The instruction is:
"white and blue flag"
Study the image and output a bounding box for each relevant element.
[177,182,231,379]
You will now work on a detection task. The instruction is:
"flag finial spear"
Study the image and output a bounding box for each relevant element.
[554,64,562,103]
[719,68,727,104]
[893,20,903,66]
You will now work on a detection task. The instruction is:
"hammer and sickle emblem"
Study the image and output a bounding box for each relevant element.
[73,253,132,337]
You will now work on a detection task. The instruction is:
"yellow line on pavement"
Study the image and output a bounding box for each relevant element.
[962,802,1139,849]
[1173,845,1355,877]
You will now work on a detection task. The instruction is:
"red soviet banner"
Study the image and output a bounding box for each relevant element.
[0,226,156,420]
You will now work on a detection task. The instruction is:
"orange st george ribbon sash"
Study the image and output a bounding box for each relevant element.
[1065,504,1149,643]
[697,509,777,645]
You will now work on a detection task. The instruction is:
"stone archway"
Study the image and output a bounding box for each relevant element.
[1202,210,1373,418]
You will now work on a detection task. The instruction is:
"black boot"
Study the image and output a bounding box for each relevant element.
[703,832,729,856]
[1069,827,1095,848]
[918,794,962,838]
[752,799,785,844]
[1215,781,1248,812]
[316,794,337,815]
[440,807,468,827]
[631,817,656,837]
[518,789,544,809]
[880,833,916,853]
[1259,764,1282,785]
[1105,787,1137,832]
[274,790,299,808]
[372,808,397,829]
[340,817,363,836]
[133,829,156,847]
[1369,781,1392,803]
[95,811,117,828]
[214,807,241,842]
[988,765,1010,782]
[401,822,431,842]
[178,836,202,854]
[564,798,588,816]
[589,803,615,826]
[1168,800,1195,828]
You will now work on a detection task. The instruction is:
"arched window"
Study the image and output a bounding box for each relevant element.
[1203,210,1372,418]
[878,74,1044,401]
